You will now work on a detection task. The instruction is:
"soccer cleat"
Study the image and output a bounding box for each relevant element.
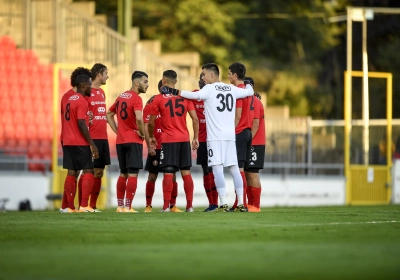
[185,207,194,212]
[60,208,77,213]
[208,204,219,212]
[212,204,229,212]
[159,208,170,212]
[203,206,211,212]
[170,206,183,212]
[116,206,125,213]
[125,208,138,213]
[93,208,101,213]
[248,205,261,213]
[234,204,248,212]
[227,207,236,212]
[78,206,96,213]
[144,205,152,213]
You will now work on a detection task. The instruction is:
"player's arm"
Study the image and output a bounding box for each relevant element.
[135,110,145,140]
[188,109,199,150]
[148,114,157,148]
[235,107,242,128]
[235,84,254,99]
[106,110,118,134]
[77,119,99,159]
[251,118,260,138]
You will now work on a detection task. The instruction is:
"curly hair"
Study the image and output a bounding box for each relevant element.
[70,67,91,87]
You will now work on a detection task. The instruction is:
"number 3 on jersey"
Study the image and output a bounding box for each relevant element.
[116,101,128,120]
[216,93,233,112]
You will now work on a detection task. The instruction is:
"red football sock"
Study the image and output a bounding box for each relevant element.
[63,175,76,210]
[162,174,173,210]
[125,176,138,209]
[145,181,155,206]
[78,175,83,207]
[209,172,218,205]
[61,177,74,209]
[171,181,178,206]
[182,174,194,209]
[247,185,254,206]
[89,177,102,208]
[232,191,238,209]
[253,187,262,208]
[203,174,212,205]
[240,171,248,207]
[116,176,127,207]
[80,173,94,207]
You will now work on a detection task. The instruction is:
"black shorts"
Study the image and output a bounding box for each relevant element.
[245,145,265,171]
[145,149,161,174]
[196,142,208,166]
[63,145,94,170]
[236,128,252,167]
[116,143,143,171]
[160,142,192,170]
[93,139,111,169]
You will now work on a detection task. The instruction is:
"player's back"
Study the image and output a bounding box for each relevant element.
[151,94,194,143]
[235,84,255,134]
[109,91,143,144]
[60,89,76,142]
[144,100,162,149]
[191,98,207,143]
[62,94,89,146]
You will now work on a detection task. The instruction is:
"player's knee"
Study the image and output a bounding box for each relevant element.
[162,166,177,173]
[201,164,209,176]
[148,173,158,182]
[82,168,94,174]
[94,168,104,178]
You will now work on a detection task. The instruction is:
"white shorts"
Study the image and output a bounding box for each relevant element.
[207,140,238,167]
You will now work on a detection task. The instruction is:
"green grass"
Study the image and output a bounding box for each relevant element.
[0,205,400,280]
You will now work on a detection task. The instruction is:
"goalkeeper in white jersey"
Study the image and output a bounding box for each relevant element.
[159,63,254,212]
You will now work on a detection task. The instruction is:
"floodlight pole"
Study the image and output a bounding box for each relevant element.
[362,13,369,165]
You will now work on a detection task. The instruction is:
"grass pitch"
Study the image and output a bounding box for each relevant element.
[0,205,399,280]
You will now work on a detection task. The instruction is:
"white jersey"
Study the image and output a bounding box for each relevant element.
[181,82,253,141]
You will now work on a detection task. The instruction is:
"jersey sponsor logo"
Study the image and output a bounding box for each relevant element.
[215,85,231,92]
[91,94,95,96]
[69,95,80,101]
[200,119,206,123]
[195,104,204,109]
[91,101,106,106]
[120,93,132,99]
[98,107,106,113]
[162,94,175,98]
[94,116,107,120]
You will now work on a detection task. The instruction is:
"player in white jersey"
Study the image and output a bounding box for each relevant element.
[159,63,254,212]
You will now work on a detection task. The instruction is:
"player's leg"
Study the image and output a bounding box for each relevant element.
[79,168,95,212]
[62,169,79,212]
[209,167,219,208]
[246,145,264,212]
[159,143,179,212]
[116,144,128,212]
[170,173,182,212]
[179,142,194,212]
[144,149,161,212]
[196,142,213,211]
[124,143,143,212]
[245,171,254,206]
[160,168,175,212]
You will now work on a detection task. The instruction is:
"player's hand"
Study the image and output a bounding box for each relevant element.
[244,79,253,87]
[90,144,99,159]
[149,137,157,149]
[134,130,145,140]
[160,86,180,96]
[88,111,94,125]
[191,139,199,150]
[148,146,156,156]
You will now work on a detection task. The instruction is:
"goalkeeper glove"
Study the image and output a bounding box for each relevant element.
[160,86,180,96]
[244,79,254,87]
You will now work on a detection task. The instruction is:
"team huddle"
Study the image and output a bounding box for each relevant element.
[60,62,265,213]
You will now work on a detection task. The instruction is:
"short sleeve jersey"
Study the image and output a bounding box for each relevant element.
[181,82,253,142]
[252,97,266,145]
[143,101,162,149]
[191,90,207,143]
[150,94,194,143]
[60,89,76,142]
[85,87,107,140]
[62,94,90,146]
[109,91,143,144]
[235,83,255,134]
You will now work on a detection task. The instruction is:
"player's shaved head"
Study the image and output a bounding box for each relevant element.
[229,62,246,80]
[162,70,177,87]
[70,67,91,87]
[91,63,107,80]
[131,71,148,82]
[75,74,91,86]
[202,63,219,76]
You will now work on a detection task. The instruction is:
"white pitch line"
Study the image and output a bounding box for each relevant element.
[258,221,400,228]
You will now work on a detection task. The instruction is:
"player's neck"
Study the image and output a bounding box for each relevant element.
[234,80,244,86]
[129,87,139,94]
[91,80,102,89]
